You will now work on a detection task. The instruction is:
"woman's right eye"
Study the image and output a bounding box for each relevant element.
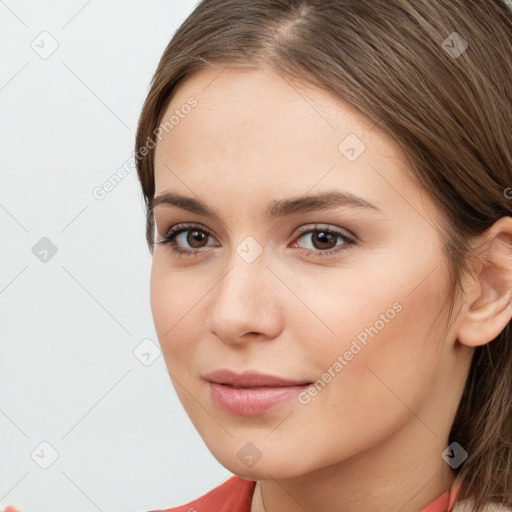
[156,223,216,256]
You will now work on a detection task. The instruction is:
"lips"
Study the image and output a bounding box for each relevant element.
[204,369,313,416]
[203,369,312,388]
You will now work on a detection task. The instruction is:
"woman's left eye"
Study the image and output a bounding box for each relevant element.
[156,223,356,258]
[291,225,356,257]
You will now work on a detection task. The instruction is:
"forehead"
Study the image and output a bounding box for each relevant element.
[152,65,437,227]
[157,65,385,160]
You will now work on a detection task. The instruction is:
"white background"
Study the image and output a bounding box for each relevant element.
[0,1,232,510]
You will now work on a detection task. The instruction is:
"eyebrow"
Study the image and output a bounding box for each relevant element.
[151,190,383,219]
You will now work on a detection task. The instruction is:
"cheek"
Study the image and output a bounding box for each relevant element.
[295,255,449,405]
[149,259,210,369]
[279,295,446,472]
[314,277,446,420]
[150,256,222,384]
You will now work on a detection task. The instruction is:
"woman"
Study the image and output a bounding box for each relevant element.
[133,0,512,511]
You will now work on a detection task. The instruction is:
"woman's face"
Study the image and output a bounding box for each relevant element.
[151,65,467,480]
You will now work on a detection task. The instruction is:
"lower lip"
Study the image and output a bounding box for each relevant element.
[208,382,310,416]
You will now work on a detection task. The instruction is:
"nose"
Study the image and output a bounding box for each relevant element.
[204,253,283,346]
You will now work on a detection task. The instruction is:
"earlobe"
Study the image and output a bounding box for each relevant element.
[456,218,512,348]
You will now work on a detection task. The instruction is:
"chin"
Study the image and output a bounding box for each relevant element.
[210,446,319,481]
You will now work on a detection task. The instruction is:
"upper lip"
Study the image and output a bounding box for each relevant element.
[204,369,312,387]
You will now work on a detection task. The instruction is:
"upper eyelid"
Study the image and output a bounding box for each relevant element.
[294,224,354,237]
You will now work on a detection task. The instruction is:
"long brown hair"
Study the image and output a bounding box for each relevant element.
[135,1,512,509]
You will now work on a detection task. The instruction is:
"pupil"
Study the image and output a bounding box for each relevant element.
[315,231,335,250]
[188,230,206,248]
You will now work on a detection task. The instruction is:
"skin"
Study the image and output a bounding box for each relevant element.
[150,64,512,512]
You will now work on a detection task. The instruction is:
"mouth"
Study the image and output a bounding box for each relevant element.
[203,369,313,416]
[216,382,313,390]
[203,368,312,388]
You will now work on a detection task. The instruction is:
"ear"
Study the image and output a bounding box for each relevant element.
[456,216,512,347]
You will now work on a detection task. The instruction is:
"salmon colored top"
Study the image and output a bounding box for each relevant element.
[147,475,464,512]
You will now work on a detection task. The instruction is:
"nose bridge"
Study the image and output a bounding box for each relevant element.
[206,241,281,341]
[218,243,270,307]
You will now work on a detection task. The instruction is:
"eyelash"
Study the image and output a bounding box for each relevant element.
[156,222,356,259]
